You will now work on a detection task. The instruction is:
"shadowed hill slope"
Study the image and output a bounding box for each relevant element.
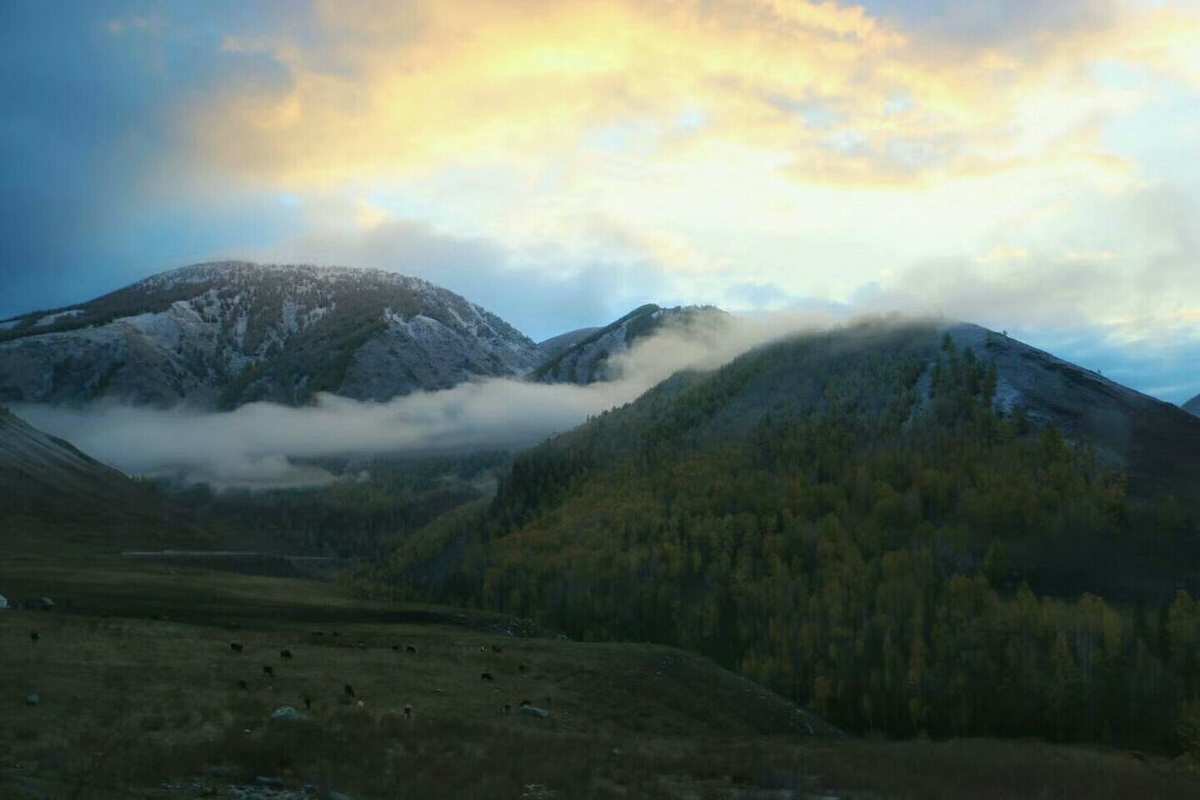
[0,405,186,546]
[1,405,137,508]
[1186,393,1200,417]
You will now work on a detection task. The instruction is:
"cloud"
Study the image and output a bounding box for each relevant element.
[850,181,1200,335]
[185,0,1200,191]
[255,214,681,340]
[12,310,830,488]
[863,0,1119,49]
[0,1,295,319]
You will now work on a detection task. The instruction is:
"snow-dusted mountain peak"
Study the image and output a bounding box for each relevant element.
[0,262,540,408]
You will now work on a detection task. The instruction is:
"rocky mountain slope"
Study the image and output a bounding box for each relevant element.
[532,303,729,384]
[0,262,540,408]
[1185,393,1200,417]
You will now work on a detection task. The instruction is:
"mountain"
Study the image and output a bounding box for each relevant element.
[947,325,1200,500]
[382,317,1200,749]
[0,262,540,409]
[536,326,601,361]
[522,319,1200,500]
[1186,393,1200,417]
[532,304,729,384]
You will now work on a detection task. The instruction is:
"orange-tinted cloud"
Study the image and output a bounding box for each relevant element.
[185,0,1199,191]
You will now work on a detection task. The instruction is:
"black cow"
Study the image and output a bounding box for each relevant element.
[230,642,244,654]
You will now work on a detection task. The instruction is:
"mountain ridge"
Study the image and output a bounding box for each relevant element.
[532,303,730,384]
[1185,393,1200,416]
[0,261,540,409]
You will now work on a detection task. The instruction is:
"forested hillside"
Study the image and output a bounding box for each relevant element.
[376,320,1200,751]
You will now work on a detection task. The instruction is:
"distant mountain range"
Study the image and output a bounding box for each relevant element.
[0,262,540,408]
[0,262,742,409]
[1186,393,1200,417]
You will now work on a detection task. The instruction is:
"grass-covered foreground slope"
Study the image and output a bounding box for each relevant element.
[379,320,1200,751]
[2,561,1198,799]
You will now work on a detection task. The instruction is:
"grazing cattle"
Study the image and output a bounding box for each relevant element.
[403,704,413,719]
[230,642,244,654]
[263,665,275,678]
[237,680,249,691]
[391,644,400,652]
[405,645,417,654]
[481,672,495,682]
[502,704,511,714]
[491,644,503,654]
[520,699,531,707]
[280,649,293,660]
[518,664,528,673]
[344,683,356,698]
[303,694,312,711]
[30,631,39,644]
[312,631,324,637]
[332,631,341,638]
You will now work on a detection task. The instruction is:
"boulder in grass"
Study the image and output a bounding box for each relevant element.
[518,705,550,719]
[270,706,306,722]
[0,593,8,610]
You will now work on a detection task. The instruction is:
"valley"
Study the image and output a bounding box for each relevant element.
[4,265,1200,798]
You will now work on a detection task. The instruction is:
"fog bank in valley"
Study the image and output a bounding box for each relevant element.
[14,311,833,489]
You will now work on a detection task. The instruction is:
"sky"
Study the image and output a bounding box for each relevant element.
[2,0,1199,402]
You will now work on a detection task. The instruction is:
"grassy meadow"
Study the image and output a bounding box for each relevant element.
[1,554,1198,799]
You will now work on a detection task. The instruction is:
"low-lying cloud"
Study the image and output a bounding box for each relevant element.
[13,311,832,490]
